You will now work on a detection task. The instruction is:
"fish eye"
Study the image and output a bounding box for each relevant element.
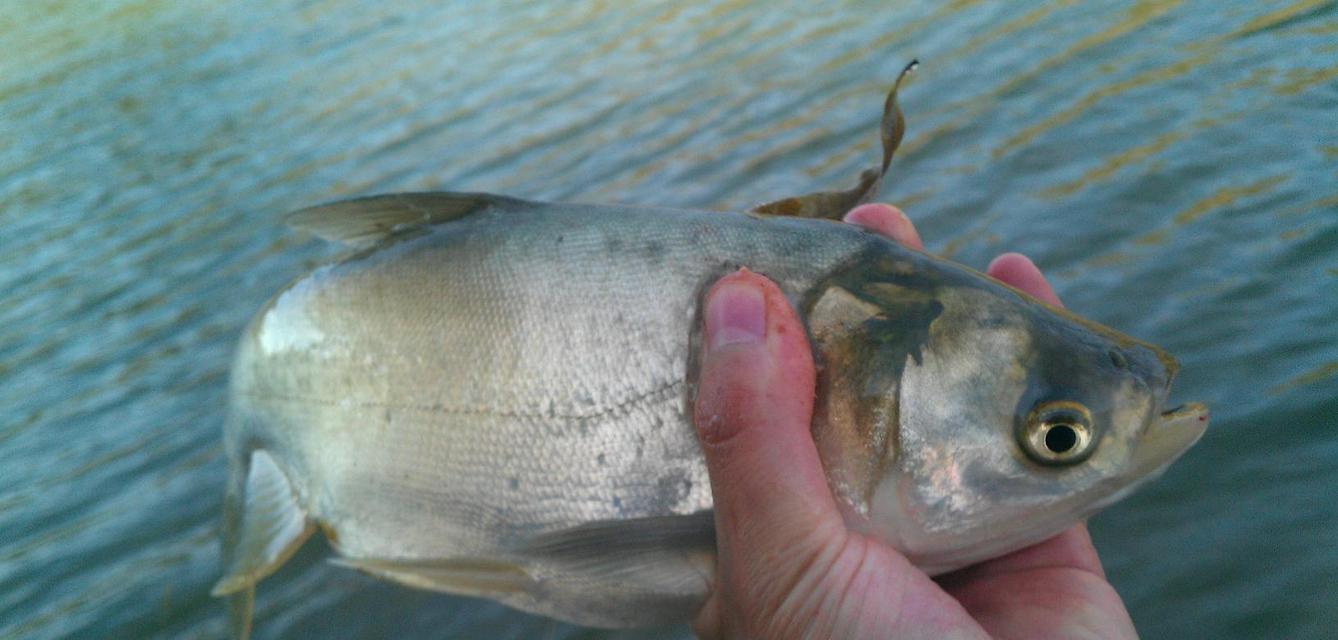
[1021,401,1095,465]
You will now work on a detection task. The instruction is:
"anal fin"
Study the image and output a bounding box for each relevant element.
[330,556,535,597]
[328,512,717,628]
[328,512,716,602]
[521,510,716,589]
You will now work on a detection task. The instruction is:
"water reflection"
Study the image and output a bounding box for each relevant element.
[2,1,1336,638]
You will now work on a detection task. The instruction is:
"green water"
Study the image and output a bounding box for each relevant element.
[2,1,1335,638]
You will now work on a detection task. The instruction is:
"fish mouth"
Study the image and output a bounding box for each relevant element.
[1133,402,1209,474]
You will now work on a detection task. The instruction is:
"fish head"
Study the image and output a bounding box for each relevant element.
[805,254,1207,574]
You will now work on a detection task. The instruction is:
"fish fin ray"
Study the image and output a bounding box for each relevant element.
[285,192,532,248]
[330,556,535,597]
[212,449,315,598]
[751,60,917,219]
[328,512,716,603]
[225,586,255,640]
[520,511,716,592]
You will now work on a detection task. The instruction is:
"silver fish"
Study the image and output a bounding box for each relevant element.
[213,63,1207,635]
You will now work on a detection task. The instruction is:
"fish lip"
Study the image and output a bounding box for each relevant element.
[1134,402,1209,474]
[1160,401,1209,422]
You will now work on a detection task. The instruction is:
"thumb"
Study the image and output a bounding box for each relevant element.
[692,269,845,617]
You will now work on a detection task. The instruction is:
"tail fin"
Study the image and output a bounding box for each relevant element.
[214,449,315,638]
[225,587,255,640]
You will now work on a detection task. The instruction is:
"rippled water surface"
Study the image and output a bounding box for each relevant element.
[3,1,1335,638]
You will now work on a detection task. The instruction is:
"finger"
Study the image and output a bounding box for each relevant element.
[937,523,1105,586]
[693,268,843,569]
[937,527,1129,639]
[986,253,1061,307]
[939,560,1137,640]
[843,203,924,251]
[985,523,1105,578]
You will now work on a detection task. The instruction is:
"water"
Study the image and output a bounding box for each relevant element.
[2,1,1334,637]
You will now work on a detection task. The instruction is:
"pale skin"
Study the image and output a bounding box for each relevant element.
[691,203,1139,639]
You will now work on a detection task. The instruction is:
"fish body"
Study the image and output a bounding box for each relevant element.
[215,195,1204,629]
[213,64,1207,633]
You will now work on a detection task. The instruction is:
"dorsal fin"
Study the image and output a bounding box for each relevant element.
[285,192,532,248]
[751,60,917,220]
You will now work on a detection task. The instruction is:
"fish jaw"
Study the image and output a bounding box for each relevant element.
[1131,402,1209,476]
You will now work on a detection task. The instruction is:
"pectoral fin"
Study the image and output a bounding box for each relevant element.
[751,60,917,219]
[212,450,314,597]
[286,192,532,248]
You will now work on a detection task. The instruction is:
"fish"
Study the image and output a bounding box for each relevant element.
[212,62,1207,636]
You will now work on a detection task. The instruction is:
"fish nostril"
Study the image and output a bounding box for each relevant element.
[1108,349,1127,369]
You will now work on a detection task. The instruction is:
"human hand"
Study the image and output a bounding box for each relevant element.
[691,204,1138,639]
